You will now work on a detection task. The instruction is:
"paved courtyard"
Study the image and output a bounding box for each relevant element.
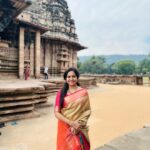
[0,83,150,150]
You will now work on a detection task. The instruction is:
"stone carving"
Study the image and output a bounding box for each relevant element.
[20,0,78,42]
[0,0,85,78]
[0,0,31,32]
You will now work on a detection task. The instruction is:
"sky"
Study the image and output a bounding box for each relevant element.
[67,0,150,56]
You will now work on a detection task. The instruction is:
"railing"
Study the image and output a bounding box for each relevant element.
[40,67,61,76]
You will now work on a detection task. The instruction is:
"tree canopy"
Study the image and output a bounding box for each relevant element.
[111,60,136,75]
[78,54,150,75]
[79,56,107,74]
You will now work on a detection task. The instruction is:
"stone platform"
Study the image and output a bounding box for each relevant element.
[41,77,97,89]
[96,125,150,150]
[0,77,96,123]
[0,80,55,123]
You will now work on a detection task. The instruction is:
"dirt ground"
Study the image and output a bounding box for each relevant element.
[0,84,150,150]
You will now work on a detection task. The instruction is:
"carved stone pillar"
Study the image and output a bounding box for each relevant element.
[49,42,53,67]
[73,51,77,68]
[30,42,34,76]
[69,48,73,67]
[35,31,41,78]
[52,44,56,68]
[45,41,50,66]
[19,27,25,79]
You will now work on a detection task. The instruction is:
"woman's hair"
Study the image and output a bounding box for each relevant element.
[60,67,80,108]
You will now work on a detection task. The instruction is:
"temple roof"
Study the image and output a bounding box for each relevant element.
[41,34,87,50]
[17,0,86,49]
[0,0,86,50]
[48,0,68,8]
[0,0,31,32]
[19,19,49,33]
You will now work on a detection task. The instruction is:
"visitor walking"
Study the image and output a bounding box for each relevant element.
[44,66,48,79]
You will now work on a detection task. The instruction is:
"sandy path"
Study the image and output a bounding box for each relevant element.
[0,84,150,150]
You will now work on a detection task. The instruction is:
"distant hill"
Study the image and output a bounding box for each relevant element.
[79,55,148,64]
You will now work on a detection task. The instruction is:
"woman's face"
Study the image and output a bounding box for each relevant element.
[66,71,78,86]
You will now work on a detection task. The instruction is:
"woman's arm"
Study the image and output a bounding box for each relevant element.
[54,90,82,130]
[55,111,81,130]
[54,111,72,126]
[54,91,73,126]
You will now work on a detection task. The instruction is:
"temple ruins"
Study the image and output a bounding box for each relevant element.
[0,0,85,79]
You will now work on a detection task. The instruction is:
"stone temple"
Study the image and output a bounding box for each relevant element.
[0,0,85,79]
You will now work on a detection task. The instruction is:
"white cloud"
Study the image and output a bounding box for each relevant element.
[67,0,150,56]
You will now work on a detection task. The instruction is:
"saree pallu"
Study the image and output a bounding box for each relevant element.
[55,88,91,150]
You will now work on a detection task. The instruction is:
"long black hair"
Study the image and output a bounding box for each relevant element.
[60,67,80,108]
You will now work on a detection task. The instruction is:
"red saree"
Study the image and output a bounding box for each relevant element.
[55,88,91,150]
[24,66,30,80]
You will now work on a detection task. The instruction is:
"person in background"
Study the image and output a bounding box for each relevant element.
[24,64,30,80]
[54,67,91,150]
[44,66,48,79]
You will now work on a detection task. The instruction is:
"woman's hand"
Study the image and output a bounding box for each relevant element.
[70,127,79,135]
[70,120,81,130]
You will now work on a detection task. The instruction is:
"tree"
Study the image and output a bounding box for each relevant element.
[112,60,136,75]
[138,58,150,74]
[79,56,107,74]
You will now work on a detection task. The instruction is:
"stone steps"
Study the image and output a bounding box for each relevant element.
[0,77,96,123]
[0,81,52,123]
[96,126,150,150]
[0,111,40,123]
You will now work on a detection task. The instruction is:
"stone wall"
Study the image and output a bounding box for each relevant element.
[0,44,18,78]
[40,40,79,76]
[81,74,144,85]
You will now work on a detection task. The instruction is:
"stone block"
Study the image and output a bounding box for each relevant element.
[95,145,117,150]
[106,128,150,150]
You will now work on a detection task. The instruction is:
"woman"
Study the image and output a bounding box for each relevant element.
[55,67,91,150]
[24,64,30,80]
